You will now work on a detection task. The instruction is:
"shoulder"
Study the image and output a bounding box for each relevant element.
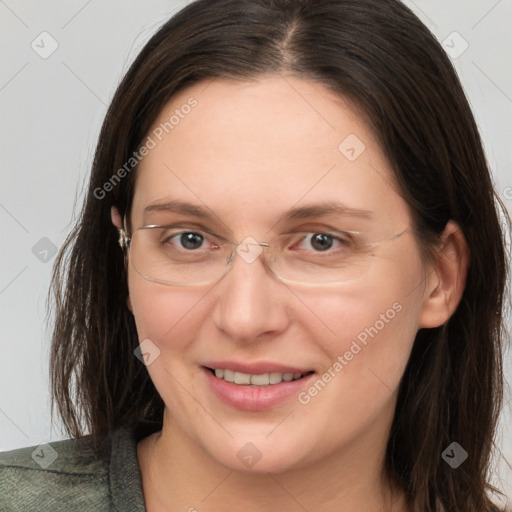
[0,421,159,512]
[0,434,112,511]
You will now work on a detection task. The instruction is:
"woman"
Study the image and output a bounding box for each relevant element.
[0,0,509,511]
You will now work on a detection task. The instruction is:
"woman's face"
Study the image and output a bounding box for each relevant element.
[127,75,432,473]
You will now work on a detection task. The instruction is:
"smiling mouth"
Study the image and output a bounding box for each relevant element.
[205,367,315,386]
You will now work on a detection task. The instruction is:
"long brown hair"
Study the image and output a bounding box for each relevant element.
[49,1,510,510]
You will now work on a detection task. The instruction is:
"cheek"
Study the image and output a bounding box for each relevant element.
[305,289,417,382]
[127,274,211,411]
[291,292,419,450]
[128,272,209,350]
[302,253,422,346]
[303,253,423,383]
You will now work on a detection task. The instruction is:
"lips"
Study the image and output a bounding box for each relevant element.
[201,364,316,411]
[202,360,312,375]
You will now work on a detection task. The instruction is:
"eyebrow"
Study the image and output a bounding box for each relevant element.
[279,202,373,222]
[144,200,213,219]
[144,200,373,222]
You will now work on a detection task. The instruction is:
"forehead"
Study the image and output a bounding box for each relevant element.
[131,75,410,229]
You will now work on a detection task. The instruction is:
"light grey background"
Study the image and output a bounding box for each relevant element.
[1,0,511,504]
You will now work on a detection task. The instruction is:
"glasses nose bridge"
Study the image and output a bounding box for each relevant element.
[225,237,272,268]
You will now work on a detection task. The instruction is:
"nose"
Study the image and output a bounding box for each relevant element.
[212,245,291,343]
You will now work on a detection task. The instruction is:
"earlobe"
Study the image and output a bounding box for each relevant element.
[418,221,470,328]
[127,295,133,313]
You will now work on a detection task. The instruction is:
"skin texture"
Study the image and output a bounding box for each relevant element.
[111,75,469,511]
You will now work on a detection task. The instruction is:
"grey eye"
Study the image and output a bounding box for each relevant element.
[178,232,205,250]
[309,233,334,251]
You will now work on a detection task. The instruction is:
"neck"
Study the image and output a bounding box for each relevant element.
[137,408,409,512]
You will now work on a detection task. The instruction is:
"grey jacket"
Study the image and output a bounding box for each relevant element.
[0,422,159,511]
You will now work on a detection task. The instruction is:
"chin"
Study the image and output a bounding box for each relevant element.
[202,434,318,475]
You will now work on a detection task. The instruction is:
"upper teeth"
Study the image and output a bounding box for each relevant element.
[214,368,305,386]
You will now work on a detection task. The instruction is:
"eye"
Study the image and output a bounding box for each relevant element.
[307,233,334,251]
[166,231,206,251]
[295,232,352,253]
[152,224,227,256]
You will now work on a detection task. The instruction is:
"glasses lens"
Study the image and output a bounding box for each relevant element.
[129,226,228,285]
[267,231,374,285]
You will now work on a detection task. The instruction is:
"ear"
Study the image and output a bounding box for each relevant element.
[111,206,134,314]
[418,221,470,328]
[111,206,123,229]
